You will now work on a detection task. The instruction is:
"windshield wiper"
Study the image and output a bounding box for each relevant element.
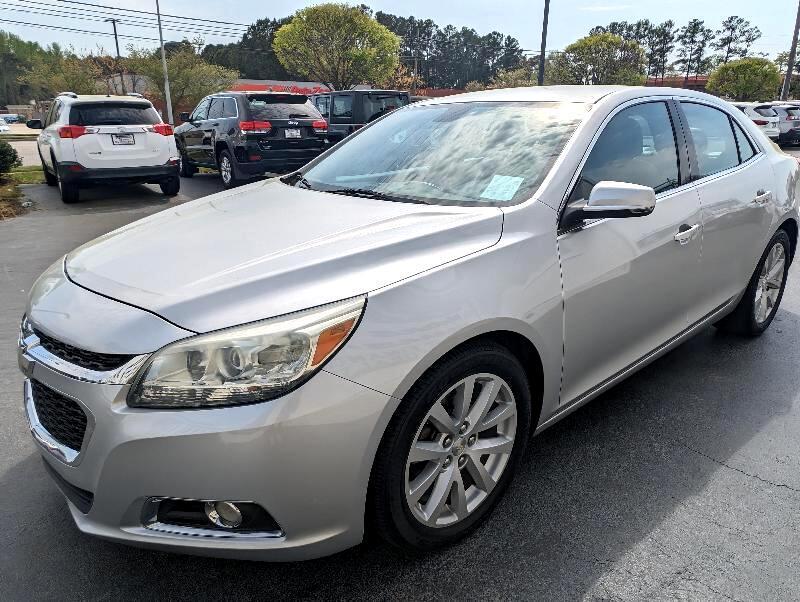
[324,187,430,204]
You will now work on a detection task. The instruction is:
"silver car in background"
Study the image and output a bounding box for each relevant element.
[769,103,800,145]
[18,86,798,561]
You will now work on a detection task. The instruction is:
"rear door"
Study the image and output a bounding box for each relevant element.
[677,100,775,317]
[67,101,169,169]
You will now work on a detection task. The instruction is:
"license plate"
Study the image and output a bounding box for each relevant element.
[284,129,301,139]
[111,134,135,145]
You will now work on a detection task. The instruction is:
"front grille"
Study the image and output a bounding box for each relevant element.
[31,380,88,452]
[34,328,134,372]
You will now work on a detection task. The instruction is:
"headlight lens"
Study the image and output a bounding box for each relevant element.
[128,296,365,409]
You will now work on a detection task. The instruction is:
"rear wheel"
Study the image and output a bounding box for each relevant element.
[54,159,79,203]
[714,229,790,336]
[218,149,238,189]
[369,342,531,551]
[159,177,180,196]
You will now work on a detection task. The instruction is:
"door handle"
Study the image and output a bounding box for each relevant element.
[674,223,700,245]
[752,190,771,205]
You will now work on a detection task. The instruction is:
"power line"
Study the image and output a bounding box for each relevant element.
[54,0,250,28]
[0,16,162,41]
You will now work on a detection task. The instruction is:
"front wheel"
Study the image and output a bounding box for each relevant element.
[369,342,531,551]
[715,229,791,336]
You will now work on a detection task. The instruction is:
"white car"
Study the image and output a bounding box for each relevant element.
[26,93,180,203]
[731,102,780,141]
[0,122,9,134]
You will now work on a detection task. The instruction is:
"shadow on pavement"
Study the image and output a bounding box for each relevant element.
[3,313,798,599]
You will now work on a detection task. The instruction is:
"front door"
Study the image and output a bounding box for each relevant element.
[184,97,211,164]
[558,99,703,404]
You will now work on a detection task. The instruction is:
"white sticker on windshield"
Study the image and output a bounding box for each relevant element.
[480,175,524,202]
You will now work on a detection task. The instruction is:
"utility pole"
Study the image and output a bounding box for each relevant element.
[781,0,800,100]
[156,0,174,124]
[537,0,551,86]
[106,18,127,94]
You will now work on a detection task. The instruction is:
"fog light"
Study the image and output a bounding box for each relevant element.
[204,501,243,528]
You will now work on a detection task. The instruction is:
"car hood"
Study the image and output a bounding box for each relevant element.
[66,180,503,333]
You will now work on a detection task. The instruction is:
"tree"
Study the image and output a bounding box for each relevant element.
[646,21,676,81]
[546,33,646,86]
[707,57,781,101]
[379,64,424,90]
[125,47,237,119]
[273,4,399,89]
[675,19,715,82]
[0,30,45,105]
[464,65,537,91]
[713,16,760,64]
[19,47,101,97]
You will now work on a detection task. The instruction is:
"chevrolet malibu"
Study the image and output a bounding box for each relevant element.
[18,86,797,560]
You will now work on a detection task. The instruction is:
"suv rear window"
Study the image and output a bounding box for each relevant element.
[786,107,800,117]
[754,106,777,117]
[69,102,161,126]
[363,93,409,123]
[247,95,321,120]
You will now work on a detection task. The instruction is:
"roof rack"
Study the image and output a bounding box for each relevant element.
[126,92,144,98]
[57,91,78,99]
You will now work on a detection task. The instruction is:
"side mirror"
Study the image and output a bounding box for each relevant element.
[179,112,190,123]
[561,181,656,230]
[26,119,43,130]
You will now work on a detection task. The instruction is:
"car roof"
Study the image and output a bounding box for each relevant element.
[61,94,153,105]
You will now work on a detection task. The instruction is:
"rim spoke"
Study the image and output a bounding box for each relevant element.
[465,453,496,493]
[466,379,501,430]
[423,468,454,524]
[471,436,514,457]
[451,471,469,520]
[767,259,785,288]
[409,440,448,463]
[478,401,516,432]
[408,462,440,504]
[452,376,475,423]
[427,401,458,435]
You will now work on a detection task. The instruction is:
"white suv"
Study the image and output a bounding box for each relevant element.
[731,102,780,141]
[27,93,180,203]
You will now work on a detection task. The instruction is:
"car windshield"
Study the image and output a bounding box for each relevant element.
[293,101,586,206]
[362,93,409,123]
[248,95,321,120]
[69,103,160,126]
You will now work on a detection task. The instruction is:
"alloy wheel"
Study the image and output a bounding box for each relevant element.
[221,156,232,185]
[754,241,786,325]
[404,373,517,528]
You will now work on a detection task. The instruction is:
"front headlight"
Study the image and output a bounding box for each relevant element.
[128,296,365,409]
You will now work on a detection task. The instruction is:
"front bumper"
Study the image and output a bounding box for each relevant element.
[58,163,179,185]
[19,345,392,561]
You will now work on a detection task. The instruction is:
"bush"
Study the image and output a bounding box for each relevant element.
[0,140,21,174]
[707,58,781,102]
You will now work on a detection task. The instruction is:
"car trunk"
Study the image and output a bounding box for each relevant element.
[245,94,326,158]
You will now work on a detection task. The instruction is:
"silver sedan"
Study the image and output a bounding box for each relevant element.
[18,86,798,560]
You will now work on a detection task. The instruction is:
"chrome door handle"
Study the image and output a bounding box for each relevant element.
[674,224,700,245]
[753,190,771,205]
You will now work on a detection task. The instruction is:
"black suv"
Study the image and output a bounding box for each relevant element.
[310,90,410,142]
[174,92,331,188]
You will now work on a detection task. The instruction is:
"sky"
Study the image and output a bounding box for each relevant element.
[0,0,793,59]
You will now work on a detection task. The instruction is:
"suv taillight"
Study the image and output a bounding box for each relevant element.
[312,119,328,133]
[153,123,174,136]
[240,120,272,134]
[753,119,768,126]
[58,125,87,139]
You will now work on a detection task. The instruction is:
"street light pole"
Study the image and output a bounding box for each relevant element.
[106,18,126,94]
[155,0,174,124]
[537,0,551,86]
[781,0,800,100]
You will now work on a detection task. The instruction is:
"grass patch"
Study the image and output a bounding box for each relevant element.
[8,168,44,184]
[13,164,42,172]
[0,177,27,220]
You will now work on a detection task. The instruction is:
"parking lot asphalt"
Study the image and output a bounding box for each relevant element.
[2,171,800,600]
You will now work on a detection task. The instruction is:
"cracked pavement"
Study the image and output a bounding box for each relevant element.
[1,174,800,600]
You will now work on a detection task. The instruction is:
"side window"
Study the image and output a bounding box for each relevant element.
[43,102,57,127]
[190,98,210,121]
[314,96,329,117]
[207,98,224,120]
[680,102,739,178]
[53,101,63,123]
[331,95,353,123]
[569,101,680,202]
[732,120,756,163]
[223,97,237,118]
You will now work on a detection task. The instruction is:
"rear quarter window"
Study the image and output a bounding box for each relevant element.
[69,103,161,126]
[247,95,321,120]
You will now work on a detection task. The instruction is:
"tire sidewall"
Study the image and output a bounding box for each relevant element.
[745,230,790,334]
[219,150,235,188]
[375,344,531,549]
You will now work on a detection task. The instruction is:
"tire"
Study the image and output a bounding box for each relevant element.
[179,152,196,178]
[54,159,79,203]
[41,159,57,186]
[159,176,180,196]
[369,342,532,551]
[218,149,238,189]
[714,229,791,336]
